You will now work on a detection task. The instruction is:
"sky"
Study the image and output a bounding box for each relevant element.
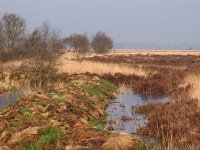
[1,0,200,45]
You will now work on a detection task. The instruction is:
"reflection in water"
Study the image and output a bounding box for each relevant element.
[106,87,167,134]
[0,88,31,111]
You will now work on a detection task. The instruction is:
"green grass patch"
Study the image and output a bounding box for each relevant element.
[37,101,47,107]
[81,78,117,99]
[84,85,104,98]
[11,118,24,127]
[57,91,65,97]
[59,121,67,127]
[14,126,63,150]
[51,97,66,103]
[10,84,18,92]
[45,92,52,98]
[88,119,105,131]
[13,71,23,77]
[31,76,39,82]
[20,107,33,114]
[98,78,117,92]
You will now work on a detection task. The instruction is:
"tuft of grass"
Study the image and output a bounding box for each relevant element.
[84,85,103,98]
[20,107,33,114]
[30,76,39,82]
[51,97,66,103]
[13,71,23,77]
[182,73,200,107]
[38,126,63,146]
[81,78,117,99]
[45,92,52,98]
[59,121,67,127]
[99,78,116,92]
[88,119,105,131]
[37,101,47,107]
[11,118,23,127]
[57,91,65,97]
[134,141,163,150]
[14,126,63,150]
[10,84,18,92]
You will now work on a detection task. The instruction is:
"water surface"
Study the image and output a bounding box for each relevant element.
[0,88,31,111]
[106,87,167,134]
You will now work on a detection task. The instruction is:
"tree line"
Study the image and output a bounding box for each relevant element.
[0,13,113,62]
[0,13,113,87]
[64,32,113,54]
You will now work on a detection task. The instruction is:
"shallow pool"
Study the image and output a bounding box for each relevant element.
[0,88,31,111]
[106,87,167,134]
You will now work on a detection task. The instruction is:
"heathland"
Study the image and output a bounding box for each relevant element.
[0,50,200,150]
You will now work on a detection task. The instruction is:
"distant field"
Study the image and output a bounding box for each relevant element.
[61,49,200,60]
[110,49,200,56]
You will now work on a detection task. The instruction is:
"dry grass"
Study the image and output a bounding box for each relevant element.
[58,60,148,76]
[110,49,200,56]
[183,74,200,107]
[2,50,200,74]
[102,134,136,150]
[0,60,22,71]
[62,50,200,59]
[0,82,9,88]
[0,82,9,93]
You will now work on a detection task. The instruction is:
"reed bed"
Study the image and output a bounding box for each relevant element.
[58,60,148,76]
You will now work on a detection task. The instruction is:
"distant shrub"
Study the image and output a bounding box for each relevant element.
[63,33,90,60]
[91,31,113,53]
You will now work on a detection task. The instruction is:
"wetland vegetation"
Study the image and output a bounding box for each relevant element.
[0,12,200,150]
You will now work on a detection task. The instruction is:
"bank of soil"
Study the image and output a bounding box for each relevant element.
[0,75,116,149]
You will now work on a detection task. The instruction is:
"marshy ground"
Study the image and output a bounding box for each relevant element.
[0,50,200,149]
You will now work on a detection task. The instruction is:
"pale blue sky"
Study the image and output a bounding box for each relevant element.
[1,0,200,45]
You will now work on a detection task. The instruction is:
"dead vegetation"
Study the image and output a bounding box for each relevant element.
[182,73,200,107]
[136,99,200,148]
[102,134,136,150]
[83,52,200,148]
[58,60,148,76]
[0,75,118,149]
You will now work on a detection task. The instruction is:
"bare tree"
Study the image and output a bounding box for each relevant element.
[0,13,26,51]
[64,33,90,60]
[22,22,63,88]
[91,31,113,53]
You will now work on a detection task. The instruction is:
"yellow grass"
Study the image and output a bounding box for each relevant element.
[2,50,200,72]
[62,50,200,59]
[183,74,200,107]
[0,55,147,76]
[110,49,200,56]
[58,60,147,76]
[0,60,22,71]
[102,134,136,150]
